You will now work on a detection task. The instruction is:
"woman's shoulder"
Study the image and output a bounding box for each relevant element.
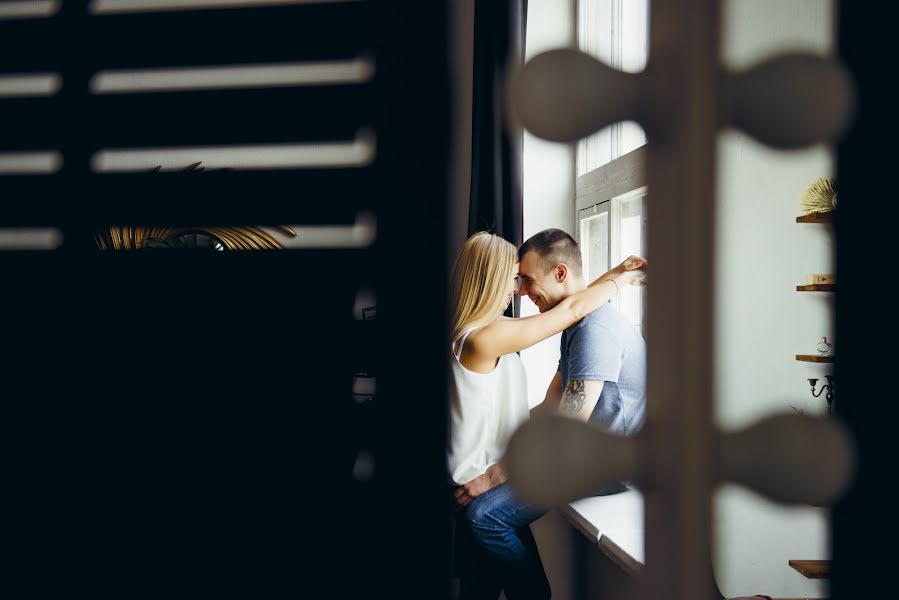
[462,325,488,351]
[467,318,508,345]
[460,322,507,361]
[454,324,490,357]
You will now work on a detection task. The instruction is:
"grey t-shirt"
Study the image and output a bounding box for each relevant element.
[558,303,647,436]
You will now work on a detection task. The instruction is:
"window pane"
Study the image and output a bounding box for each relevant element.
[578,125,613,177]
[580,211,609,284]
[615,0,648,157]
[619,120,647,158]
[578,0,613,175]
[613,192,646,332]
[619,0,649,73]
[577,0,648,174]
[579,0,613,65]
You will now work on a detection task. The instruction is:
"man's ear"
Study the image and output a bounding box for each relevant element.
[554,263,569,283]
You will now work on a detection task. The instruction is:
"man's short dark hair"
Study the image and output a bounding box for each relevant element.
[519,228,583,277]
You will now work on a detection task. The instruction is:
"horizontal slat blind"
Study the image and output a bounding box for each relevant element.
[3,1,452,597]
[0,0,376,229]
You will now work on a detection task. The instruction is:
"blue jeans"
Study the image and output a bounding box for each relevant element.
[456,483,550,600]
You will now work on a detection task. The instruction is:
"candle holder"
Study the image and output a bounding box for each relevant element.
[808,375,835,414]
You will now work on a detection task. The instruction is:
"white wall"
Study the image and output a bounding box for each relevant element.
[520,3,577,600]
[714,1,834,597]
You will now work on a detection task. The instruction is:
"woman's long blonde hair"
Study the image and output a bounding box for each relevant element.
[451,231,517,345]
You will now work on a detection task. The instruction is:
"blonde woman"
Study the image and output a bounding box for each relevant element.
[449,231,644,600]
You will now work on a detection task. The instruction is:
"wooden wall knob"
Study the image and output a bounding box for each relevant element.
[722,53,855,148]
[505,415,640,505]
[510,50,854,149]
[505,412,855,507]
[719,413,855,506]
[508,48,640,143]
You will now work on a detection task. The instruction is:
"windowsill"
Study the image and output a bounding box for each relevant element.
[562,488,645,577]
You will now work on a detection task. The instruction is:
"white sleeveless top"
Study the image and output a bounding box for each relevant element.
[447,326,529,486]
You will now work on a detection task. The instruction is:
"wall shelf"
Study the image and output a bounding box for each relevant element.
[796,211,834,223]
[796,284,834,292]
[788,559,830,579]
[796,354,834,363]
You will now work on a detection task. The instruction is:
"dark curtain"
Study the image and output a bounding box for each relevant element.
[469,0,526,318]
[469,0,526,246]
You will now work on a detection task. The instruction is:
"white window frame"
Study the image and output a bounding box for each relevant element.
[610,185,647,333]
[610,185,647,268]
[575,145,647,331]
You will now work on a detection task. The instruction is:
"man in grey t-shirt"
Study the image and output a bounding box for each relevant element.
[558,305,646,436]
[519,228,647,456]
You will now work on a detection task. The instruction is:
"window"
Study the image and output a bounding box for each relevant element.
[578,183,646,333]
[576,0,649,176]
[576,0,649,332]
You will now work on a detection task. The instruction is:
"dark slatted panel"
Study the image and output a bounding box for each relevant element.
[0,2,377,233]
[0,2,371,71]
[347,318,379,375]
[4,250,366,594]
[3,0,452,596]
[1,170,372,225]
[0,97,60,151]
[1,86,372,149]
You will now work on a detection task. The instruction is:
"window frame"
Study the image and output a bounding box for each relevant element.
[575,146,647,330]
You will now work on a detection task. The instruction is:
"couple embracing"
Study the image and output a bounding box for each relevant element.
[449,228,647,600]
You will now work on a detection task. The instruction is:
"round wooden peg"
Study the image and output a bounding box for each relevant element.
[722,53,855,148]
[508,48,641,142]
[505,415,640,505]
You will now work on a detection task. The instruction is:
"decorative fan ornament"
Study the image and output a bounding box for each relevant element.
[94,162,297,250]
[800,177,837,215]
[95,225,297,250]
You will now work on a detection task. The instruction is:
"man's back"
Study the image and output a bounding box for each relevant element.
[559,303,647,435]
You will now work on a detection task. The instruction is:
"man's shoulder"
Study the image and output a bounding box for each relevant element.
[578,303,622,328]
[565,305,633,345]
[567,306,614,338]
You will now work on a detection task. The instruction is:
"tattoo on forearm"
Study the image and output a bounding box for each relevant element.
[560,380,586,417]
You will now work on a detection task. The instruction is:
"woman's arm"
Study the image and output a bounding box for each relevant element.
[470,256,645,358]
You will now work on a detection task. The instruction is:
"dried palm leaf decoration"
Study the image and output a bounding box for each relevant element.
[94,162,297,250]
[95,225,297,250]
[800,177,837,215]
